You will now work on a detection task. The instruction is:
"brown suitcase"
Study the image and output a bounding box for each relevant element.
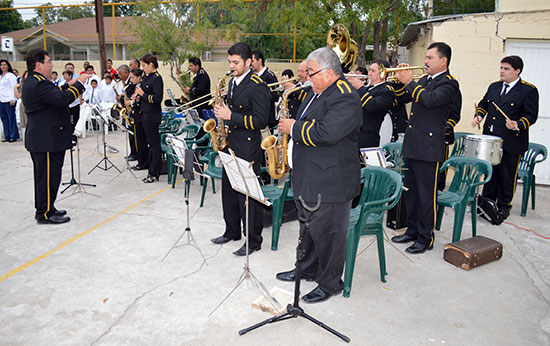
[444,236,503,270]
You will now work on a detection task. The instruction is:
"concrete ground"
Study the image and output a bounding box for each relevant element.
[0,130,549,346]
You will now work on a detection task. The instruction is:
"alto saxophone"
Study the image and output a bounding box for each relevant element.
[113,81,134,125]
[261,81,311,179]
[203,71,232,152]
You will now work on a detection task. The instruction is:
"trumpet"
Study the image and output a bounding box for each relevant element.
[266,77,299,91]
[344,73,369,79]
[379,65,426,82]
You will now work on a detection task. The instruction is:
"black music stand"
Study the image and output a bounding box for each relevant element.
[239,195,350,343]
[59,137,99,200]
[88,105,121,175]
[107,113,138,183]
[161,135,207,263]
[209,149,281,318]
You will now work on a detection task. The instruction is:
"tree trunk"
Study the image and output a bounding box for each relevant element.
[372,20,381,60]
[380,17,389,61]
[356,23,370,68]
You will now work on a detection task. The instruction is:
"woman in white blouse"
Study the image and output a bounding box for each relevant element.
[0,59,20,142]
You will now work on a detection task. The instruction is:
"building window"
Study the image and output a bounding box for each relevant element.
[73,51,87,60]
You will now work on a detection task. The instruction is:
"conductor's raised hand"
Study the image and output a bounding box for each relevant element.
[76,73,89,85]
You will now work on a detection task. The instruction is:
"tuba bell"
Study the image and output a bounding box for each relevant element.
[327,24,358,72]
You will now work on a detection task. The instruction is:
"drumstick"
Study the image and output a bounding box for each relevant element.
[474,103,480,130]
[491,101,519,131]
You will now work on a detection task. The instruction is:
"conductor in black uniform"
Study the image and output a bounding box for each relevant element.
[251,50,278,128]
[391,42,460,254]
[23,48,87,224]
[276,47,362,303]
[183,57,211,118]
[472,55,538,220]
[348,59,395,148]
[211,42,271,256]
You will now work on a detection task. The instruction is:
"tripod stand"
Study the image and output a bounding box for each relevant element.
[108,116,138,183]
[239,195,350,343]
[89,115,120,175]
[61,137,96,194]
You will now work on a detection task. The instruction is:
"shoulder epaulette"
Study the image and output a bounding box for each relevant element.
[154,72,160,77]
[385,84,394,91]
[336,80,352,94]
[521,80,536,89]
[198,69,205,75]
[446,74,456,80]
[33,73,47,82]
[250,74,263,85]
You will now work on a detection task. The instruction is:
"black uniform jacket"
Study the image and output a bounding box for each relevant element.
[287,84,310,119]
[226,71,271,164]
[445,88,462,144]
[399,71,460,162]
[258,67,278,127]
[476,79,538,155]
[190,68,211,104]
[389,82,409,140]
[357,82,395,148]
[140,71,164,114]
[291,77,362,204]
[23,72,85,152]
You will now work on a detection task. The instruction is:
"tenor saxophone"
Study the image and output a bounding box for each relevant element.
[203,71,232,152]
[261,81,310,179]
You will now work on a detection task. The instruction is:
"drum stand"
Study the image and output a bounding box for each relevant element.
[89,117,120,175]
[239,196,350,343]
[59,138,99,200]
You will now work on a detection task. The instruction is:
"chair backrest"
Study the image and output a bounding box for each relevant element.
[443,157,493,199]
[381,142,405,177]
[356,166,403,215]
[518,142,548,176]
[449,132,473,158]
[178,124,201,141]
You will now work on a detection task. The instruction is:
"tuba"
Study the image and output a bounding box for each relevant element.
[261,81,311,179]
[327,24,358,72]
[203,71,232,152]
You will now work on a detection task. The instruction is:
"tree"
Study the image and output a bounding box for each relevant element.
[103,0,143,17]
[124,0,218,92]
[27,2,94,27]
[0,0,30,33]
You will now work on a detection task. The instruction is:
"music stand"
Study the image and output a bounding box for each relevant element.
[161,135,207,263]
[209,149,281,317]
[58,138,100,200]
[88,105,121,175]
[107,113,138,183]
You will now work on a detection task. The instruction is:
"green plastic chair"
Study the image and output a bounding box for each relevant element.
[518,142,547,217]
[382,142,405,178]
[159,118,184,135]
[344,166,402,298]
[200,151,222,207]
[165,124,202,187]
[261,178,291,250]
[449,132,473,158]
[435,157,492,242]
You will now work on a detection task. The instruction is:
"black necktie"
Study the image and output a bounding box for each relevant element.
[425,77,432,86]
[499,83,509,102]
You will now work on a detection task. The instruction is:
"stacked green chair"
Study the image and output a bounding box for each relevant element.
[382,142,405,178]
[518,142,547,216]
[261,178,291,250]
[435,157,492,242]
[159,118,183,135]
[164,124,201,187]
[344,166,402,297]
[449,132,473,158]
[200,151,223,207]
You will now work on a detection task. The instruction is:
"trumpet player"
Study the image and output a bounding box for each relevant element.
[347,60,395,148]
[183,57,211,118]
[390,42,460,254]
[210,42,271,256]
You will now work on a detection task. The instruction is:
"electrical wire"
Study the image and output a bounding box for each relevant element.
[503,221,550,240]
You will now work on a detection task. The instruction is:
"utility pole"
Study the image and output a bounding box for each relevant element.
[95,0,107,75]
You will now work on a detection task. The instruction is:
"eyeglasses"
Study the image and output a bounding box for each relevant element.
[306,68,326,77]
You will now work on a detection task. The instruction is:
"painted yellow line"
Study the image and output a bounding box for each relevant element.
[0,180,182,283]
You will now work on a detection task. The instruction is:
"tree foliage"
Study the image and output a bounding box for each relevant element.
[124,0,218,92]
[433,0,494,16]
[28,2,94,27]
[0,0,30,33]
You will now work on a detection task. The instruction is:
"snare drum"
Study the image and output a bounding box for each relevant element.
[463,134,503,165]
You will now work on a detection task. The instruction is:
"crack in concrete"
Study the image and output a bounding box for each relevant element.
[89,242,223,346]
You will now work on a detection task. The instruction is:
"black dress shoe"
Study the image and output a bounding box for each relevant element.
[498,207,511,221]
[276,269,315,282]
[405,242,433,254]
[210,236,234,244]
[1,139,9,142]
[54,209,67,216]
[391,234,416,243]
[127,156,137,162]
[233,243,261,256]
[302,286,338,304]
[37,215,71,224]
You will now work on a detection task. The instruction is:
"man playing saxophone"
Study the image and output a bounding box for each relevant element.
[211,42,271,256]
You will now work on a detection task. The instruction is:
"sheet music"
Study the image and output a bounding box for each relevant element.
[218,151,271,206]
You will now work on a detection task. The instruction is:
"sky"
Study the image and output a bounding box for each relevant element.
[12,0,85,21]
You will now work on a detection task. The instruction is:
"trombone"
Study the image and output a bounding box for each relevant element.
[379,65,426,82]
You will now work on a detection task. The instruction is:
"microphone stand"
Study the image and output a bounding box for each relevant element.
[239,195,350,343]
